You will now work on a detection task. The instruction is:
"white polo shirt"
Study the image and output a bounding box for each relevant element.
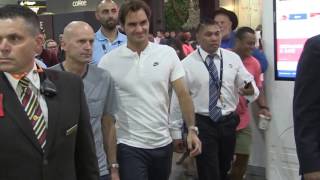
[98,42,185,149]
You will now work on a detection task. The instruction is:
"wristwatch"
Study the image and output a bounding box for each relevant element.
[188,126,199,135]
[109,163,119,169]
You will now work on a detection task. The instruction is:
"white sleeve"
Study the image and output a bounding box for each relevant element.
[169,48,185,82]
[169,91,183,139]
[235,56,260,102]
[245,79,259,103]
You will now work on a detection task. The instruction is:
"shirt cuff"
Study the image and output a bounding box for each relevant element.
[170,129,182,140]
[244,80,260,103]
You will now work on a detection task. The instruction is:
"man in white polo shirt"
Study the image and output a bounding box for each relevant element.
[98,1,201,180]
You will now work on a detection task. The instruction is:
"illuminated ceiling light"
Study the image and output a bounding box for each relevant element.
[29,7,39,13]
[20,1,36,6]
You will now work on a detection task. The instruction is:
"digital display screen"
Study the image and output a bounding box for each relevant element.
[274,0,320,80]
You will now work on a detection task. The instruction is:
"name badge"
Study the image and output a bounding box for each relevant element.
[65,124,78,136]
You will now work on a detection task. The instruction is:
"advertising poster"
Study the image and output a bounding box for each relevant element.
[275,0,320,80]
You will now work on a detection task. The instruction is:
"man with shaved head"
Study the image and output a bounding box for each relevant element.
[92,0,127,65]
[0,6,99,180]
[51,21,119,180]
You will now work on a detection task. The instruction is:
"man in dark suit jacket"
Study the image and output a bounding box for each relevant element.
[294,35,320,180]
[0,5,99,180]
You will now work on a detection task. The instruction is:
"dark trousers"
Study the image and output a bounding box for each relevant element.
[100,174,110,180]
[117,143,173,180]
[195,113,240,180]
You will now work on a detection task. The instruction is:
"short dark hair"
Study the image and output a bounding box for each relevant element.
[0,5,40,35]
[119,0,151,25]
[196,18,219,33]
[44,39,57,49]
[166,38,185,60]
[235,26,255,40]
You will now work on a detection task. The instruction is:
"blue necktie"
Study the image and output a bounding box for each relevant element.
[206,55,222,122]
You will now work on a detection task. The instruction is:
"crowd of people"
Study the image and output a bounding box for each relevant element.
[0,0,277,180]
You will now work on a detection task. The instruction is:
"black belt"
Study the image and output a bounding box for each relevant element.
[196,112,237,122]
[221,112,237,121]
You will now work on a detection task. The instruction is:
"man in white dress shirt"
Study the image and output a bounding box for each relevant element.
[98,1,201,180]
[170,19,259,180]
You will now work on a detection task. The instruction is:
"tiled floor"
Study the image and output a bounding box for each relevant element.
[169,153,266,180]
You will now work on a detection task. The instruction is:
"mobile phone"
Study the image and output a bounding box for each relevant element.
[244,81,250,88]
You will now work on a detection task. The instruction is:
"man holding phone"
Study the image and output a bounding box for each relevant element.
[170,19,259,180]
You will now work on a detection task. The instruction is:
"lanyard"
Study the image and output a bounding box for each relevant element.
[197,48,223,91]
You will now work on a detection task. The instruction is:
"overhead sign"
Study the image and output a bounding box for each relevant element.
[47,0,99,14]
[72,0,87,7]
